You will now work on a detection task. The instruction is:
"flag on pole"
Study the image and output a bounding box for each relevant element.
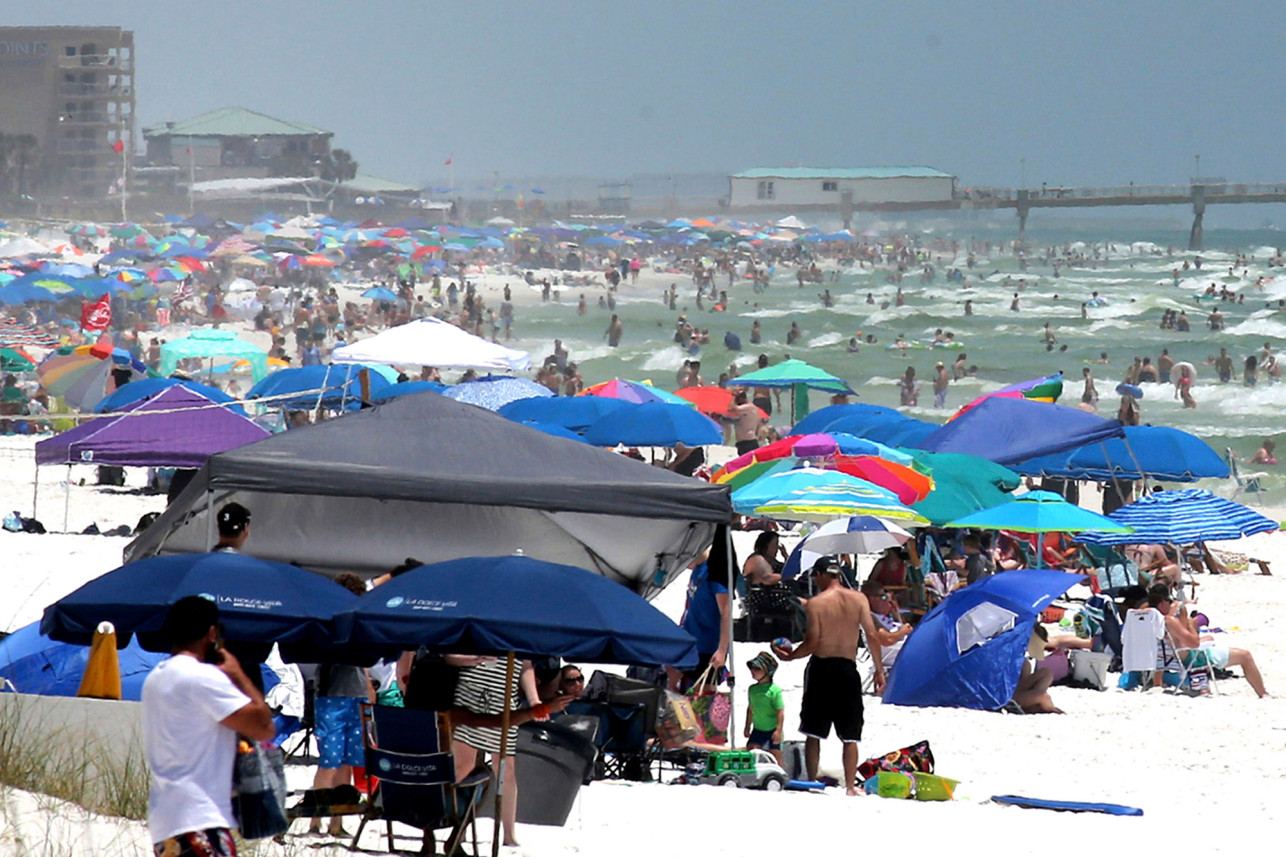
[81,294,113,332]
[444,155,453,165]
[112,140,124,154]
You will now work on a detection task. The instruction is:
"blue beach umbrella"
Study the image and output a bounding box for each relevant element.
[247,364,391,409]
[40,552,358,656]
[361,285,399,302]
[93,377,243,414]
[791,404,899,435]
[372,380,447,402]
[498,395,633,432]
[583,400,721,447]
[332,555,697,668]
[1076,489,1277,546]
[884,569,1085,710]
[1014,425,1229,483]
[514,420,591,443]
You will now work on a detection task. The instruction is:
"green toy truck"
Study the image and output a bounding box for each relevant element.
[697,750,788,791]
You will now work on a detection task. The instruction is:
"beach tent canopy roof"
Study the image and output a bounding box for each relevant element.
[1013,425,1229,482]
[913,397,1124,466]
[721,359,854,395]
[124,392,730,591]
[160,329,268,381]
[332,317,530,372]
[35,386,269,468]
[143,106,330,139]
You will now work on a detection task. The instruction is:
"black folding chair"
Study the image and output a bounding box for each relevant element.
[351,704,490,855]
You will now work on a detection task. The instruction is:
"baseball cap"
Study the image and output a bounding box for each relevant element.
[216,502,251,535]
[812,556,841,575]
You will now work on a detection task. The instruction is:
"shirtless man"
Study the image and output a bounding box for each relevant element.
[730,391,764,455]
[933,361,949,408]
[773,559,884,795]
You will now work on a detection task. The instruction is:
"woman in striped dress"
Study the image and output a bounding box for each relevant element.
[448,656,542,847]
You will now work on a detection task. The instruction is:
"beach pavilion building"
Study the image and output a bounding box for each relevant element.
[727,166,956,211]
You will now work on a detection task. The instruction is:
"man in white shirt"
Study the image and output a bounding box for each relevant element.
[142,596,274,857]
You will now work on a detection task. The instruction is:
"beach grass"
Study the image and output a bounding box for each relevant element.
[0,697,148,821]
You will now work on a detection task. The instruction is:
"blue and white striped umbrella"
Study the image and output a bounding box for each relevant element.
[1077,489,1277,545]
[441,375,552,411]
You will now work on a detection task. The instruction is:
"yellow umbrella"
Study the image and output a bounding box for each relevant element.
[77,621,122,700]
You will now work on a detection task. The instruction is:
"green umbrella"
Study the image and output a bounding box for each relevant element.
[908,451,1022,526]
[0,347,35,372]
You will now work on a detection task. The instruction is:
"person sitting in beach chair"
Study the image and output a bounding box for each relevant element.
[1151,585,1268,698]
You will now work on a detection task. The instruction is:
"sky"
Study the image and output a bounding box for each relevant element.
[12,1,1286,190]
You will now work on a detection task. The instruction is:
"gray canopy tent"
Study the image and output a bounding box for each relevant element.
[123,392,731,594]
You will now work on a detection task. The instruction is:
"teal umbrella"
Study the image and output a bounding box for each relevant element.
[721,358,853,395]
[733,467,928,524]
[945,490,1131,568]
[908,451,1021,526]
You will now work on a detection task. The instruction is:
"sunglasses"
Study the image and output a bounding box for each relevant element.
[564,675,584,683]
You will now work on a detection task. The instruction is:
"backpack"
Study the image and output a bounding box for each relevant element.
[403,649,460,712]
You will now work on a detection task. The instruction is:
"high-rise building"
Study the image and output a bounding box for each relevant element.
[0,26,134,200]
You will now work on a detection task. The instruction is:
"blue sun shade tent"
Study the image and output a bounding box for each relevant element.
[883,569,1084,710]
[914,398,1124,465]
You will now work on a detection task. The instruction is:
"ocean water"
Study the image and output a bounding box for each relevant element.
[491,220,1286,499]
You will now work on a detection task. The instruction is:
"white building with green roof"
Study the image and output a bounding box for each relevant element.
[728,166,955,210]
[142,106,333,179]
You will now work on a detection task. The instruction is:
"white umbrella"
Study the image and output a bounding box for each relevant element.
[799,515,912,556]
[331,317,531,372]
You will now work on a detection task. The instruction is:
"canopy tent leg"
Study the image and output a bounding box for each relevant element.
[31,463,38,521]
[492,652,517,857]
[205,490,215,550]
[63,464,71,533]
[724,523,737,749]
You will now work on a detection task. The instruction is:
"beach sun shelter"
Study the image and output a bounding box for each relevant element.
[331,316,531,372]
[160,329,268,382]
[124,391,731,593]
[883,569,1085,710]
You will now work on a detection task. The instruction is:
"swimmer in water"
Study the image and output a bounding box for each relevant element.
[1249,438,1278,465]
[964,299,973,316]
[1010,293,1020,312]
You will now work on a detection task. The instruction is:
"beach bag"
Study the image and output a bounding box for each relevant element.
[232,740,289,839]
[657,690,700,749]
[686,666,731,746]
[1070,650,1113,691]
[856,739,935,783]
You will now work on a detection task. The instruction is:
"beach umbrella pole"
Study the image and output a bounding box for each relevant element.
[31,463,38,521]
[492,651,516,857]
[63,464,71,533]
[1120,435,1151,494]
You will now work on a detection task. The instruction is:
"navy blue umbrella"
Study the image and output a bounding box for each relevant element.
[332,555,697,668]
[40,552,357,656]
[1014,425,1228,483]
[583,400,722,447]
[1077,489,1277,546]
[884,569,1084,710]
[497,395,632,432]
[915,398,1124,465]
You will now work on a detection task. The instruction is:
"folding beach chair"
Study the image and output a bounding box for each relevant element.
[350,703,490,855]
[1225,447,1266,506]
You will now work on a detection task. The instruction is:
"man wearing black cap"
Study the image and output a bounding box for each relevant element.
[214,503,251,553]
[141,596,273,856]
[773,556,884,796]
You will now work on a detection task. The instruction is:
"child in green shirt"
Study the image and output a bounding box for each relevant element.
[743,651,785,764]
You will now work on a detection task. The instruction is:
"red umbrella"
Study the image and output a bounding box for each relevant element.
[673,385,768,419]
[301,254,336,267]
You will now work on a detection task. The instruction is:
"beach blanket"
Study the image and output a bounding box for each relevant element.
[991,795,1143,816]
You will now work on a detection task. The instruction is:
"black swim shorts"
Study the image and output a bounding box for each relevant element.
[798,657,863,743]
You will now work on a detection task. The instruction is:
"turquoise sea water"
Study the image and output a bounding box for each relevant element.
[491,219,1286,499]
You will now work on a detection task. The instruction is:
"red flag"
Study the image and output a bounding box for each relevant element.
[444,156,452,165]
[112,139,124,154]
[81,295,113,332]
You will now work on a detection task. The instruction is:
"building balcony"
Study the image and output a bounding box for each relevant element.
[55,139,113,154]
[57,81,133,98]
[55,54,132,72]
[58,114,125,128]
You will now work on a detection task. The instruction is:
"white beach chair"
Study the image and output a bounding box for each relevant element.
[1225,448,1266,505]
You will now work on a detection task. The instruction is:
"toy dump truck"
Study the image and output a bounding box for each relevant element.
[696,749,788,791]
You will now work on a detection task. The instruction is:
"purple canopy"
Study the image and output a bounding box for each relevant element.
[35,386,269,468]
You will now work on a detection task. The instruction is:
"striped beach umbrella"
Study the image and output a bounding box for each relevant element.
[0,319,58,348]
[1076,489,1277,546]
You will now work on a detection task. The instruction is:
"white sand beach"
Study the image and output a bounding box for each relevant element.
[2,433,1284,856]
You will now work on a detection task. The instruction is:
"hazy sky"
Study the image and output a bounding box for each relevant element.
[14,1,1286,188]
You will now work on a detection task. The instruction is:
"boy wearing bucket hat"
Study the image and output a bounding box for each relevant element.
[743,651,785,764]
